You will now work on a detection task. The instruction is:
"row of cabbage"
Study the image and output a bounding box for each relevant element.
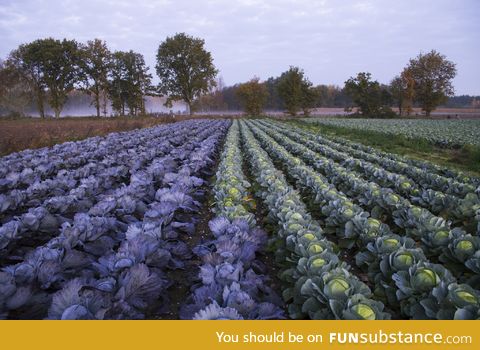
[0,119,230,319]
[180,120,285,320]
[239,121,392,320]
[255,120,480,277]
[259,120,480,234]
[0,125,182,219]
[298,123,479,188]
[0,121,216,260]
[302,118,480,148]
[0,121,191,192]
[297,122,480,189]
[3,116,479,320]
[245,120,480,319]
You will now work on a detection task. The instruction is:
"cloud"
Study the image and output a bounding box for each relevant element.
[0,0,478,94]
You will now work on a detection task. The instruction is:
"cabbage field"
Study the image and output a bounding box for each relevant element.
[302,118,480,147]
[1,118,480,320]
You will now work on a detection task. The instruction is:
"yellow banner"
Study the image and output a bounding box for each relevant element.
[1,320,478,350]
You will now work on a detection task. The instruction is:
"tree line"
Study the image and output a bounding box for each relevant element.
[0,33,217,117]
[198,50,459,117]
[194,71,352,114]
[0,38,152,118]
[0,34,466,118]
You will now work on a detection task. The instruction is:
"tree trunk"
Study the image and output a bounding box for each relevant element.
[405,99,412,116]
[101,90,108,117]
[95,92,100,118]
[288,106,297,117]
[187,102,192,115]
[54,107,61,119]
[37,89,45,118]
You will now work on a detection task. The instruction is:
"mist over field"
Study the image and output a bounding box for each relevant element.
[26,95,187,117]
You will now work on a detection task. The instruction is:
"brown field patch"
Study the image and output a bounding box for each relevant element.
[0,115,201,156]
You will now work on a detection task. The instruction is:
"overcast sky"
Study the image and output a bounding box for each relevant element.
[0,0,479,94]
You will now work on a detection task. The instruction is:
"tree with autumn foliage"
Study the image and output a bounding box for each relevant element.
[236,77,269,117]
[390,68,415,116]
[407,50,456,116]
